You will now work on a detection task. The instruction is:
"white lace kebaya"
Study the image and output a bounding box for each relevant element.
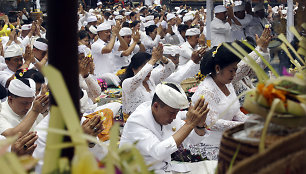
[122,61,175,115]
[189,76,247,160]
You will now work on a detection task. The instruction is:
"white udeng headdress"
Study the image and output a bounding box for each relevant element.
[8,79,36,97]
[155,82,189,109]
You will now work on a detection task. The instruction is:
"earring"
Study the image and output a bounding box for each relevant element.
[216,71,219,74]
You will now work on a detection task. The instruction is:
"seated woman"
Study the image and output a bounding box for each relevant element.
[121,44,175,117]
[141,23,162,54]
[190,42,252,160]
[78,45,101,108]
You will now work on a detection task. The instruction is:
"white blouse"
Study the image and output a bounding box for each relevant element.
[191,76,247,147]
[122,61,175,114]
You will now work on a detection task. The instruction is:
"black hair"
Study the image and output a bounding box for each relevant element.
[120,52,151,84]
[0,83,7,99]
[130,12,136,17]
[104,12,111,17]
[140,7,147,13]
[15,69,45,84]
[0,20,4,28]
[153,13,160,19]
[119,10,125,15]
[35,37,48,45]
[131,20,140,28]
[178,24,189,33]
[151,83,181,107]
[78,30,90,40]
[145,25,157,36]
[122,22,130,28]
[200,41,252,76]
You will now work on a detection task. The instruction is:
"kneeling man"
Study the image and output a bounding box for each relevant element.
[120,82,209,172]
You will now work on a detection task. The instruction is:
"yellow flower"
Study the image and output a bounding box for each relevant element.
[72,152,105,174]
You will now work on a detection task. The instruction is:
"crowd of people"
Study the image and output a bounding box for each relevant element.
[0,0,303,173]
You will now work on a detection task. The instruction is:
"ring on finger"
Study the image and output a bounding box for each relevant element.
[23,144,28,150]
[41,103,45,107]
[93,127,98,132]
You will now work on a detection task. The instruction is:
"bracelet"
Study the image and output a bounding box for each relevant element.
[88,142,96,148]
[83,74,89,78]
[196,126,206,130]
[196,123,208,130]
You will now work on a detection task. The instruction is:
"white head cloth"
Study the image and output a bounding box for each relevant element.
[119,27,132,36]
[89,25,97,34]
[89,9,95,15]
[214,5,227,14]
[113,11,119,16]
[144,20,155,28]
[145,15,154,21]
[163,45,180,56]
[185,28,200,36]
[155,83,189,109]
[174,7,180,11]
[183,15,194,23]
[167,13,176,21]
[234,5,245,12]
[21,24,32,31]
[8,78,36,97]
[97,2,102,6]
[254,3,265,12]
[234,1,243,6]
[4,44,23,58]
[33,40,48,51]
[125,11,131,16]
[97,23,111,31]
[115,15,123,20]
[87,15,97,23]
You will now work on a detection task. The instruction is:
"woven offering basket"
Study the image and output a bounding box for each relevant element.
[228,128,306,174]
[217,124,259,174]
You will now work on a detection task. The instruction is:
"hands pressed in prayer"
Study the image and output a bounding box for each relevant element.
[113,21,121,35]
[32,95,50,114]
[166,22,174,35]
[157,25,163,35]
[11,132,38,156]
[198,33,206,47]
[79,56,92,78]
[0,39,3,57]
[24,45,34,64]
[150,43,163,64]
[132,31,141,43]
[191,47,207,64]
[186,97,209,128]
[227,6,235,19]
[256,28,272,52]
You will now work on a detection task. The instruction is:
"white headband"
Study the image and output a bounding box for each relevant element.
[8,78,36,97]
[119,27,132,36]
[33,40,48,51]
[4,44,23,58]
[155,83,189,109]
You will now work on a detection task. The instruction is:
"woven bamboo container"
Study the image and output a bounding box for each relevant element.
[228,128,306,174]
